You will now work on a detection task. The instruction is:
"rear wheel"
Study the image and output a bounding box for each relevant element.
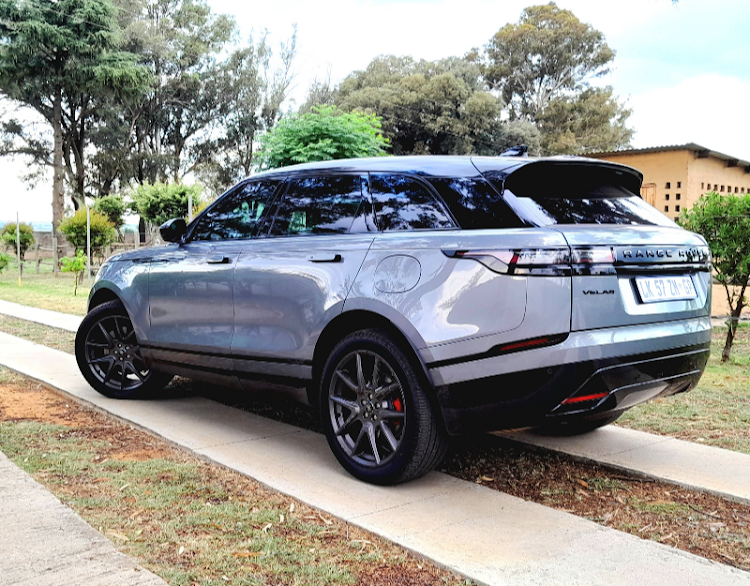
[75,300,172,399]
[535,413,622,436]
[320,329,447,485]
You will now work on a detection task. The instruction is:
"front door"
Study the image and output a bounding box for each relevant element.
[232,174,375,386]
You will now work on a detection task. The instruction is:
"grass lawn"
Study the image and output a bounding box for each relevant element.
[618,325,750,455]
[0,259,90,315]
[0,370,470,586]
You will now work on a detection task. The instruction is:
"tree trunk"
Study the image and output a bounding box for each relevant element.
[52,87,65,275]
[722,302,745,362]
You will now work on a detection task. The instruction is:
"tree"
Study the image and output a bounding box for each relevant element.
[131,182,203,226]
[680,191,750,361]
[335,55,508,156]
[1,222,34,260]
[537,87,632,154]
[93,194,126,231]
[0,0,149,271]
[257,105,389,169]
[61,250,87,295]
[59,209,116,252]
[484,3,631,154]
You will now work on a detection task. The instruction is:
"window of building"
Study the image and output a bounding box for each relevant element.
[714,184,718,191]
[677,182,681,188]
[735,187,739,193]
[664,205,669,212]
[701,182,705,189]
[676,193,681,200]
[665,194,670,200]
[675,205,680,212]
[721,185,725,192]
[728,186,732,192]
[743,188,746,194]
[665,182,671,189]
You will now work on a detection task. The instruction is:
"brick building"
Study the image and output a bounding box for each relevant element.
[586,143,750,221]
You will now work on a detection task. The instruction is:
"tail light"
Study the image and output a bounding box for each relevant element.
[443,246,617,277]
[442,248,570,276]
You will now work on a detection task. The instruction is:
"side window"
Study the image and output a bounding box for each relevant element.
[190,180,279,241]
[370,174,454,231]
[429,177,524,230]
[269,175,364,237]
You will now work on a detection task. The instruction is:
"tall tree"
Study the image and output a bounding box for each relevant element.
[484,3,630,154]
[0,0,148,269]
[334,55,512,156]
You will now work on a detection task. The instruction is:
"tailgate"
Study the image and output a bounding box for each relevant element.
[553,225,711,331]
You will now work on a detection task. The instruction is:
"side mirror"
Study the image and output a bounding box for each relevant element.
[159,218,187,243]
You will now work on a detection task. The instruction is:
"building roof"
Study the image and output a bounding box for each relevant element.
[586,143,750,172]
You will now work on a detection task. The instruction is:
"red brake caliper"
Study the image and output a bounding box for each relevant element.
[392,398,403,427]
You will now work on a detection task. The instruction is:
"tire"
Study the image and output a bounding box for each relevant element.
[535,412,622,437]
[319,329,447,485]
[75,300,173,399]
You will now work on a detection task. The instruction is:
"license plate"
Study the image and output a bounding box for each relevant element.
[635,276,697,303]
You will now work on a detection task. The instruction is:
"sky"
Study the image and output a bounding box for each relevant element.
[3,0,749,222]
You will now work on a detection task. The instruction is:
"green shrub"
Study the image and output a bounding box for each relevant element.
[59,209,116,252]
[61,250,87,296]
[93,194,126,230]
[130,182,203,227]
[0,252,11,273]
[1,222,34,260]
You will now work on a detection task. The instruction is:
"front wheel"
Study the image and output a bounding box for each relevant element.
[319,329,447,485]
[75,300,172,399]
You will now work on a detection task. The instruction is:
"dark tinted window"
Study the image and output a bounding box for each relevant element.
[510,192,675,226]
[191,180,279,241]
[429,177,524,230]
[370,174,454,231]
[269,175,363,237]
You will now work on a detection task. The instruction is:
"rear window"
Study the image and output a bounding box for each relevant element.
[509,192,675,226]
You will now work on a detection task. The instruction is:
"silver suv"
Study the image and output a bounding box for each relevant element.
[76,156,712,484]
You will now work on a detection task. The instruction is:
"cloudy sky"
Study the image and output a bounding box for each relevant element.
[4,0,750,221]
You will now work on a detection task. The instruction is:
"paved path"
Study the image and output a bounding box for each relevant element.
[1,332,748,586]
[0,451,166,586]
[0,299,81,332]
[506,427,750,505]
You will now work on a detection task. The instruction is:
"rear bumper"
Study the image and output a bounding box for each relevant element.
[431,317,711,435]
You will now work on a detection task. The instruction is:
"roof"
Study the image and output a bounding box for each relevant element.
[250,154,642,185]
[586,143,750,171]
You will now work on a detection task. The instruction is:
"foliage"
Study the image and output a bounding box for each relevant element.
[0,253,10,273]
[258,105,389,169]
[334,55,509,155]
[131,182,203,226]
[0,0,150,218]
[1,222,34,260]
[483,3,631,154]
[680,191,750,361]
[58,210,116,252]
[60,250,87,296]
[537,87,633,154]
[92,195,126,231]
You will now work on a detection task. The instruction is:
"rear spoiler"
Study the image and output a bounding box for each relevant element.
[472,157,644,198]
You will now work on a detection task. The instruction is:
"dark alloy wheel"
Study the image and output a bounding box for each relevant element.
[320,329,447,485]
[75,300,172,399]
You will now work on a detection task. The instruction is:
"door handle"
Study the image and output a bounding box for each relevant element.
[307,253,342,263]
[206,255,230,264]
